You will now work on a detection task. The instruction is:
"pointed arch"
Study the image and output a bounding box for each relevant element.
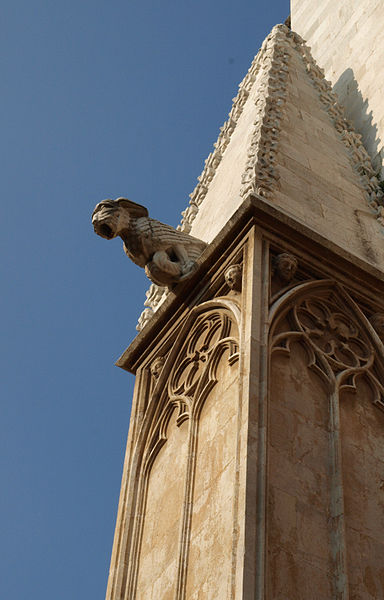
[121,297,240,599]
[141,297,240,461]
[266,278,384,598]
[269,278,384,401]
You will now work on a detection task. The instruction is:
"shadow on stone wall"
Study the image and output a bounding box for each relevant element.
[334,68,382,177]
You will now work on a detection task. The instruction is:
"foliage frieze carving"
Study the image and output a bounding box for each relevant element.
[291,31,384,223]
[240,26,291,199]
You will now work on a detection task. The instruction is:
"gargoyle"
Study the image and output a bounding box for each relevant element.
[92,198,207,287]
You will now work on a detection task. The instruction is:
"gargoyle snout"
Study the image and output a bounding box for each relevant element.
[92,200,119,240]
[93,220,115,239]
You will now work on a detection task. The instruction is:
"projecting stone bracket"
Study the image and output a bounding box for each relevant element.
[92,197,207,287]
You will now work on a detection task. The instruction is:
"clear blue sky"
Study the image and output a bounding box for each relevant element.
[1,1,288,597]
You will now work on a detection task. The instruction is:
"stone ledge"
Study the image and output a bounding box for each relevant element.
[117,193,384,373]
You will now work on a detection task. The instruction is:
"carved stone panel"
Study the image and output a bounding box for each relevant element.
[267,279,384,598]
[271,282,382,392]
[124,300,240,599]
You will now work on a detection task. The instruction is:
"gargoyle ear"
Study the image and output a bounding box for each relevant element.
[115,197,149,218]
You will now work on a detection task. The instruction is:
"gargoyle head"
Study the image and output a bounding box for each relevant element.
[92,197,149,240]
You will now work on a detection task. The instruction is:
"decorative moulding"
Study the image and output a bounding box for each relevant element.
[239,25,291,199]
[137,23,384,331]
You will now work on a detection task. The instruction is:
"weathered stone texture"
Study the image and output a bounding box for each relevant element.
[268,344,333,599]
[341,378,384,599]
[272,41,384,269]
[185,355,238,599]
[135,410,188,599]
[110,302,242,599]
[107,201,384,599]
[291,0,384,175]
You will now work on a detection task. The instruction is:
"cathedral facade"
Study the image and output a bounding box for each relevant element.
[98,3,384,598]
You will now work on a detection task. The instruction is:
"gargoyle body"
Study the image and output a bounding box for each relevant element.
[92,198,206,286]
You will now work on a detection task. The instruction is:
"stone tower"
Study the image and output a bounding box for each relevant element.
[101,6,384,600]
[291,0,384,176]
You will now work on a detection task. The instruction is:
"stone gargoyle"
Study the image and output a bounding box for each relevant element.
[92,198,207,287]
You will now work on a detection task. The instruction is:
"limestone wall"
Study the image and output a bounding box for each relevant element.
[134,353,239,600]
[268,342,333,596]
[340,378,384,598]
[189,24,384,270]
[267,278,384,598]
[291,0,384,175]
